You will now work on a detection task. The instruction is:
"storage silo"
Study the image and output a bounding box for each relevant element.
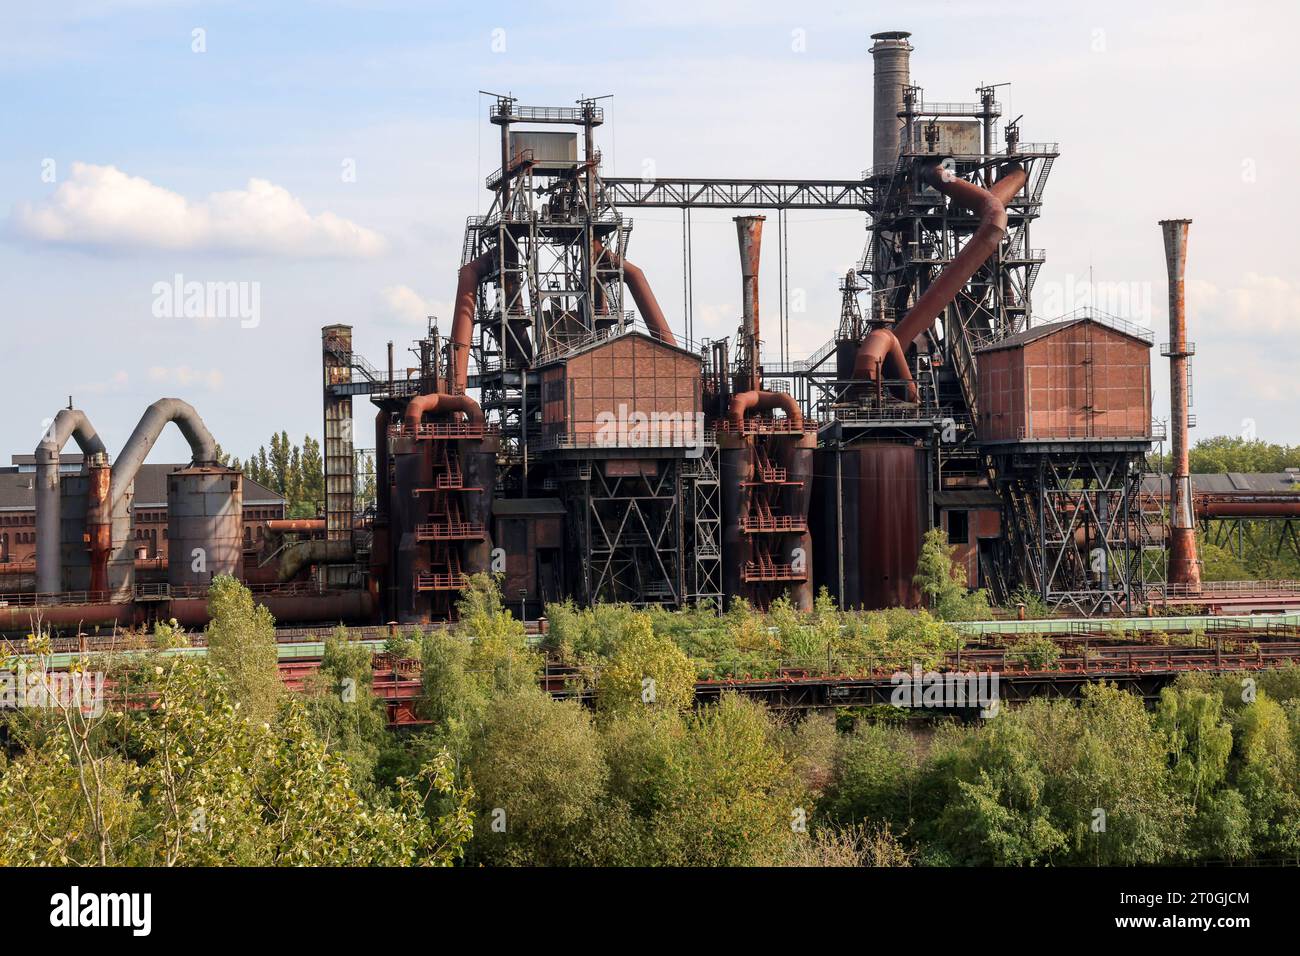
[167,465,243,588]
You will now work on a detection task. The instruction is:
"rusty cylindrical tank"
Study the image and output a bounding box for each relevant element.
[719,435,755,603]
[461,435,499,576]
[854,444,924,609]
[778,431,817,611]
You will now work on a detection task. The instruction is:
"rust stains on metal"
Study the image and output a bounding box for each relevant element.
[853,162,1027,399]
[1160,218,1201,591]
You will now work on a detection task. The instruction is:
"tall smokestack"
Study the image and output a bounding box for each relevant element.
[1160,218,1200,591]
[870,31,913,175]
[735,215,765,392]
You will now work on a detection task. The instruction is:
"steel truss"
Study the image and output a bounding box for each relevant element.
[1204,517,1300,563]
[572,459,686,606]
[466,98,626,496]
[601,177,872,210]
[682,445,722,607]
[990,445,1155,616]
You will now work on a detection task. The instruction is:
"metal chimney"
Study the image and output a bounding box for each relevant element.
[735,215,765,392]
[870,31,913,175]
[1160,218,1200,591]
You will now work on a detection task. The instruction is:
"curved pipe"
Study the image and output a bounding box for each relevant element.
[412,253,492,438]
[593,242,677,346]
[853,162,1027,396]
[35,409,109,594]
[279,539,354,582]
[403,391,483,431]
[451,252,495,395]
[111,399,218,510]
[727,390,803,430]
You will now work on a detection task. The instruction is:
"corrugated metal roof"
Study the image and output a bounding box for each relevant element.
[536,328,700,366]
[976,316,1154,353]
[1141,472,1300,495]
[0,463,284,510]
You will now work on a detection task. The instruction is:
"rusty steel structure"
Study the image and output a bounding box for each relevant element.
[16,25,1300,639]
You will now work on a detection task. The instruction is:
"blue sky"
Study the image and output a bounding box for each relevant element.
[2,0,1297,464]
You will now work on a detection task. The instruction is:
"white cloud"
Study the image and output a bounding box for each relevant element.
[11,162,386,258]
[1189,273,1300,338]
[147,366,224,390]
[381,284,446,326]
[74,369,130,395]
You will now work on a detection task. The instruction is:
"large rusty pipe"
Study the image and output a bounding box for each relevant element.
[1198,500,1300,519]
[727,390,803,430]
[279,539,355,582]
[1,602,133,633]
[35,409,109,595]
[266,519,326,534]
[1161,218,1200,590]
[727,215,801,429]
[853,163,1027,395]
[592,242,676,346]
[451,252,495,394]
[403,391,483,430]
[87,459,111,594]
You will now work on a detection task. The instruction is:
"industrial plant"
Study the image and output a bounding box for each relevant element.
[7,28,1300,637]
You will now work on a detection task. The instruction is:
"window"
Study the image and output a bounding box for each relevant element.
[947,510,969,545]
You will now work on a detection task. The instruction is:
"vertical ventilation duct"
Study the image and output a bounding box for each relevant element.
[1160,218,1200,590]
[727,217,802,427]
[34,409,108,594]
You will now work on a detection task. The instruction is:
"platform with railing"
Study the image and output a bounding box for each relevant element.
[413,572,470,592]
[390,421,497,441]
[414,522,486,542]
[717,416,815,436]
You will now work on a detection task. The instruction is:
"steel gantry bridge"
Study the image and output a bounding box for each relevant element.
[600,177,873,210]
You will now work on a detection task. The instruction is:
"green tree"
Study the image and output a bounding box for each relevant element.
[912,527,991,621]
[204,575,282,723]
[597,612,696,716]
[653,694,804,866]
[455,573,539,698]
[0,657,473,867]
[1155,685,1233,810]
[820,721,923,829]
[302,629,392,794]
[1231,693,1300,858]
[468,689,607,866]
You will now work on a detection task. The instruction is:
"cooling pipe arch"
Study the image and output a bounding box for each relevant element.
[111,398,218,510]
[34,408,108,594]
